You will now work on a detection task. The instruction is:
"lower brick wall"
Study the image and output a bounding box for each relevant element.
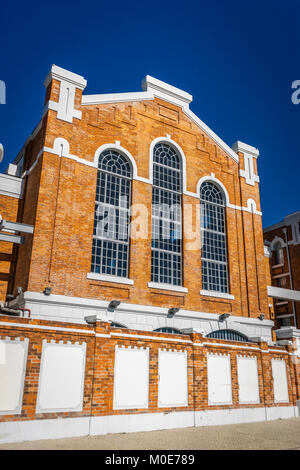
[0,315,299,443]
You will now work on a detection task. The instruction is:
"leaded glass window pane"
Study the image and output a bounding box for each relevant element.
[91,150,132,278]
[151,143,182,286]
[200,182,229,293]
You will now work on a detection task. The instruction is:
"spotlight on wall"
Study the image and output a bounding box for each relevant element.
[84,315,97,324]
[17,286,23,295]
[108,300,121,312]
[43,287,52,296]
[219,313,230,323]
[167,307,179,319]
[258,314,265,321]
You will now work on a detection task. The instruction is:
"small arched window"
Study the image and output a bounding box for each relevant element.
[91,149,132,278]
[110,322,128,329]
[207,329,248,342]
[154,327,182,334]
[200,181,229,293]
[151,143,183,286]
[273,241,284,266]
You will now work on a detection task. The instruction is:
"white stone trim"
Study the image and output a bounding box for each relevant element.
[93,141,139,178]
[82,91,153,105]
[43,65,87,124]
[81,73,239,164]
[142,75,193,107]
[18,138,262,215]
[232,141,260,187]
[87,273,134,285]
[7,291,274,343]
[0,173,23,199]
[200,290,234,300]
[148,282,188,293]
[267,285,300,302]
[44,65,87,90]
[149,135,187,192]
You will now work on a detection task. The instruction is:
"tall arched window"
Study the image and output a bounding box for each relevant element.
[200,181,229,293]
[91,149,132,278]
[151,143,182,286]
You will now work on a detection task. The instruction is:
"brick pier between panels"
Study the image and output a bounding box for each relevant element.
[0,315,299,444]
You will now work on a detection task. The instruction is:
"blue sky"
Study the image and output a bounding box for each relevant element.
[0,0,299,227]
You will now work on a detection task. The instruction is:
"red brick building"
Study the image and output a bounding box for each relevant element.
[0,65,299,444]
[264,211,300,330]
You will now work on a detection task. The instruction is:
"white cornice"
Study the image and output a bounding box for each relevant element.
[0,173,23,198]
[232,140,259,158]
[44,64,87,90]
[267,285,300,302]
[142,75,193,106]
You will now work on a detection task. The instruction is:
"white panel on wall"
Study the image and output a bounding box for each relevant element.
[158,349,188,407]
[237,356,260,404]
[272,359,289,403]
[36,340,86,413]
[0,337,29,415]
[207,353,232,405]
[113,346,149,410]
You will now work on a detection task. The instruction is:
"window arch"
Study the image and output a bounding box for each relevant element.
[273,240,284,265]
[154,327,182,334]
[200,181,229,293]
[110,321,128,329]
[91,149,132,278]
[206,329,248,342]
[151,142,183,286]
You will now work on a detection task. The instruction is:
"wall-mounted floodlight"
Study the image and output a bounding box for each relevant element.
[219,313,230,323]
[43,287,51,296]
[258,314,265,321]
[84,315,97,324]
[108,300,121,312]
[17,286,23,295]
[167,307,179,319]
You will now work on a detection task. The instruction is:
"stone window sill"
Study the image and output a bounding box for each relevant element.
[87,273,134,285]
[200,289,234,300]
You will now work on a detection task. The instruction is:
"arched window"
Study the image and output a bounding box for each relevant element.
[110,322,128,329]
[273,241,284,266]
[151,143,182,286]
[154,327,182,334]
[91,149,132,278]
[200,181,229,293]
[207,329,248,342]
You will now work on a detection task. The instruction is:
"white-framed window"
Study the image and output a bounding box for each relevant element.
[200,181,229,293]
[91,149,132,278]
[151,143,183,286]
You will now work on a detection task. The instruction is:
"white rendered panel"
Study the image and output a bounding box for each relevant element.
[113,346,149,409]
[158,350,188,407]
[207,353,232,405]
[0,338,28,415]
[272,359,289,403]
[237,356,260,404]
[36,340,86,413]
